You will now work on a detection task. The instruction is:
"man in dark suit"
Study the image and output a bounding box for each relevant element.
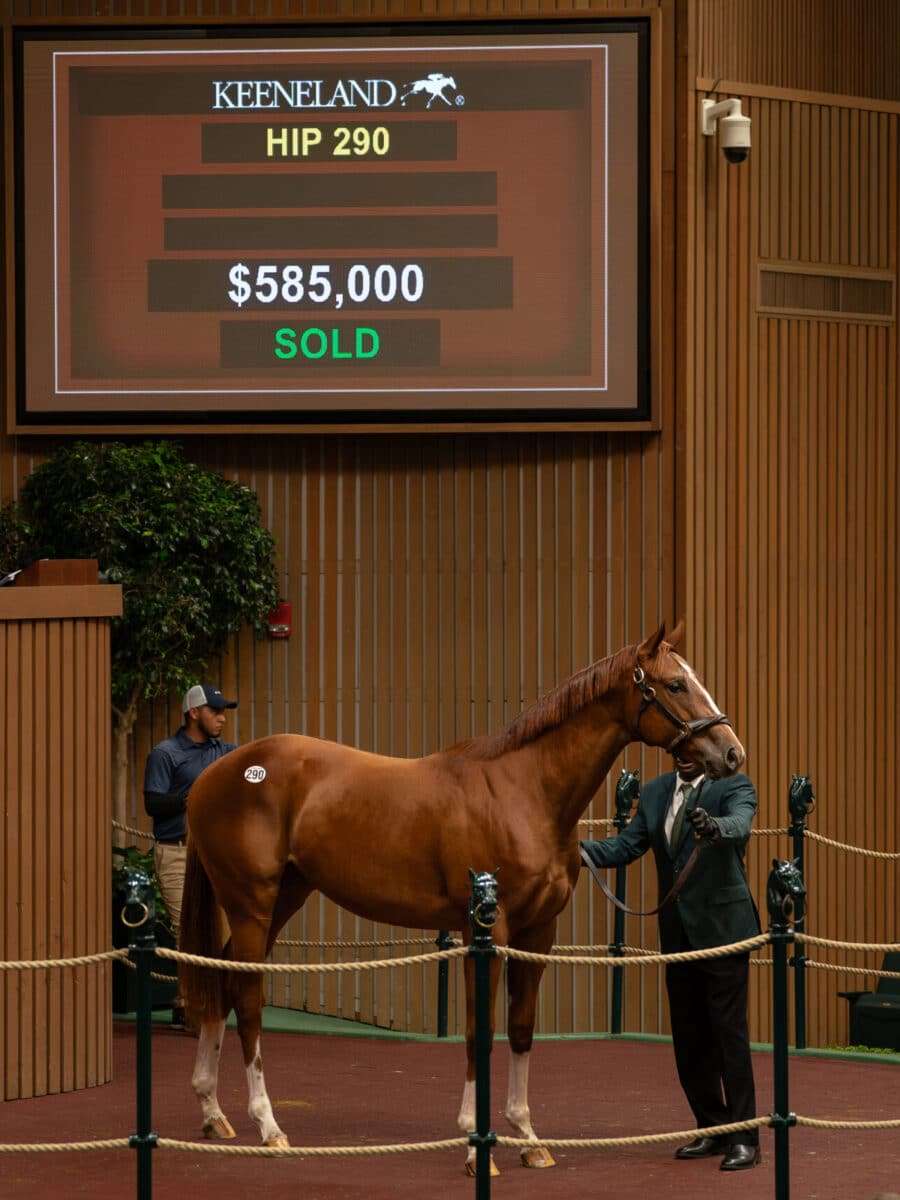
[580,754,762,1171]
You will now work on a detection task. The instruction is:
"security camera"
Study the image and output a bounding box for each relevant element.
[701,97,751,164]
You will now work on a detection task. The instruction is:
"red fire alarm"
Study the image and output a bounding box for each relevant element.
[266,599,292,639]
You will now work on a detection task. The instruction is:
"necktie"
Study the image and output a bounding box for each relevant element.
[669,783,694,850]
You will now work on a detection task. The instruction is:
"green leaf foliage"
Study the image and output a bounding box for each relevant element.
[0,501,31,576]
[20,441,280,710]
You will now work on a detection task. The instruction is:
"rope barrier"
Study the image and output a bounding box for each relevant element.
[804,960,900,980]
[495,1116,770,1149]
[501,933,771,968]
[797,934,900,954]
[6,934,898,978]
[5,1112,899,1160]
[0,949,126,971]
[805,830,900,859]
[0,1139,131,1154]
[274,936,455,948]
[113,821,155,843]
[155,1136,469,1157]
[156,944,470,973]
[794,1116,900,1131]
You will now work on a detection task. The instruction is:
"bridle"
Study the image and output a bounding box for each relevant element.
[583,662,737,917]
[632,665,732,753]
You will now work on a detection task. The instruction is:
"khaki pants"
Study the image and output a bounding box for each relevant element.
[154,841,187,1007]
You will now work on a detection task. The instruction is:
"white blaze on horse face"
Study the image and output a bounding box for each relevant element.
[676,654,724,716]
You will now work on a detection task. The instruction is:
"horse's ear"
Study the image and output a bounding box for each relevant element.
[666,618,685,649]
[636,623,667,663]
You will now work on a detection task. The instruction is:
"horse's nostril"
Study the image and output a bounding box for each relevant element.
[726,745,744,770]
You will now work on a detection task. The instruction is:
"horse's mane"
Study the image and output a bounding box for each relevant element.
[457,644,637,761]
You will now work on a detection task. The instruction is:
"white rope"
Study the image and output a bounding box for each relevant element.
[502,934,771,968]
[797,934,900,954]
[805,831,900,859]
[159,944,469,973]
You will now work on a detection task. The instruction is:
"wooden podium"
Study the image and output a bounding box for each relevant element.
[0,562,122,1099]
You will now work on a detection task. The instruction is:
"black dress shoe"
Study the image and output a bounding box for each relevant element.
[720,1144,762,1171]
[675,1135,726,1159]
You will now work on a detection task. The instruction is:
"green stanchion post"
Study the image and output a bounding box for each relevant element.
[436,930,453,1038]
[121,867,159,1200]
[787,776,814,1050]
[468,869,498,1200]
[610,770,639,1034]
[767,858,805,1200]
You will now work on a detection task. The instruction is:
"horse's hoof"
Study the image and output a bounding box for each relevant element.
[202,1117,236,1141]
[521,1145,556,1169]
[265,1133,291,1150]
[464,1157,500,1177]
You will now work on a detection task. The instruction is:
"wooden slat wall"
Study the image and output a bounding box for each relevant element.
[2,0,899,1054]
[0,609,114,1099]
[697,0,900,104]
[688,58,900,1048]
[122,434,674,1037]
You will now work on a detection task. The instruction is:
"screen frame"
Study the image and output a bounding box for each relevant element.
[7,15,661,435]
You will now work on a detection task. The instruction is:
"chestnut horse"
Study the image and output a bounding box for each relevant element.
[179,623,745,1171]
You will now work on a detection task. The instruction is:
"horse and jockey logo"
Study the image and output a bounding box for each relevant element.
[400,72,463,109]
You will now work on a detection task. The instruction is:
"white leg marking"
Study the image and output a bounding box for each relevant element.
[506,1050,555,1167]
[246,1037,286,1146]
[192,1021,231,1133]
[458,1078,477,1167]
[505,1051,537,1139]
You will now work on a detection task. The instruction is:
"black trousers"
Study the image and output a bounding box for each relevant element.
[665,953,758,1145]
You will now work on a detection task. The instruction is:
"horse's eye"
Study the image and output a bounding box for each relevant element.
[665,680,685,694]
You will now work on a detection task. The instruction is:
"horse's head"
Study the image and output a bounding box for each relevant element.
[766,857,806,923]
[630,622,745,779]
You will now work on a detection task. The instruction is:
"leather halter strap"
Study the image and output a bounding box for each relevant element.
[581,837,707,917]
[632,665,732,753]
[581,778,710,917]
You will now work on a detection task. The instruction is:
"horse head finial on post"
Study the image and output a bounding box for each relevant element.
[614,769,640,828]
[120,867,156,945]
[788,775,815,822]
[468,868,499,939]
[766,858,806,927]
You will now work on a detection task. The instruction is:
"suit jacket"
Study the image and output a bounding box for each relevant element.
[584,771,760,952]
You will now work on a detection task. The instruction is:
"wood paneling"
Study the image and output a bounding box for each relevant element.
[1,0,898,1056]
[0,591,120,1099]
[690,82,899,1046]
[697,0,900,103]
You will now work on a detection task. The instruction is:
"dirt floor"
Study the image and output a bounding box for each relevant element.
[1,1020,898,1200]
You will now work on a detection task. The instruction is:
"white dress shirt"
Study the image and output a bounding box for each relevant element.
[665,773,705,843]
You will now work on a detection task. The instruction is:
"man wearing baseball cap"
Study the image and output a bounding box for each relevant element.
[143,683,238,1031]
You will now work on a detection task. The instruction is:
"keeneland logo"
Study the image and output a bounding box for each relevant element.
[400,73,460,108]
[211,72,464,111]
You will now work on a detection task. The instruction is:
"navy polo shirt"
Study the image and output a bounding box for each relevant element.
[143,728,237,842]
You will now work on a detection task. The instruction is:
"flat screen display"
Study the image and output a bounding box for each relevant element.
[10,22,652,431]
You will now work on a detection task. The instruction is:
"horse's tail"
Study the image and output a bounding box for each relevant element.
[178,841,230,1025]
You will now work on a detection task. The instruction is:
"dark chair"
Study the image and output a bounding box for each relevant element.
[839,951,900,1051]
